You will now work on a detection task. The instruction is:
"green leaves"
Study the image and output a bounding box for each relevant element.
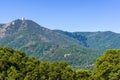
[91,50,120,80]
[76,70,91,80]
[0,47,77,80]
[0,46,120,80]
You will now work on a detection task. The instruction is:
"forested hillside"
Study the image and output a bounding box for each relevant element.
[0,47,120,80]
[55,30,120,53]
[0,19,99,69]
[77,31,120,53]
[1,19,120,69]
[40,45,99,69]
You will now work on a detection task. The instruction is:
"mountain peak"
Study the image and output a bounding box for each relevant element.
[0,19,34,38]
[21,17,25,21]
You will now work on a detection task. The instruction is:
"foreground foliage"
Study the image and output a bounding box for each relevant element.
[0,47,91,80]
[0,47,120,80]
[91,49,120,80]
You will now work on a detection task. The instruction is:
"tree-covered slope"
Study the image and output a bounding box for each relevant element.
[0,47,120,80]
[54,30,88,47]
[0,19,99,69]
[0,19,79,54]
[78,31,120,53]
[56,30,120,53]
[0,46,91,80]
[2,19,120,69]
[40,45,99,69]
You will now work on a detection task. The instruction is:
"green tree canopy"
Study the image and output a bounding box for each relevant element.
[91,50,120,80]
[0,46,120,80]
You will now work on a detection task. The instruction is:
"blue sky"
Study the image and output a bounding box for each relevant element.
[0,0,120,33]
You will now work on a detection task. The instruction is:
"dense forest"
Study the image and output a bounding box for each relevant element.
[0,46,120,80]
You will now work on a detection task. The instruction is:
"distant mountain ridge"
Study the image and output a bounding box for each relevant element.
[76,31,120,53]
[0,24,4,27]
[0,19,119,69]
[55,30,120,53]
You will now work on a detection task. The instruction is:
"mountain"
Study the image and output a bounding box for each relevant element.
[77,31,120,53]
[54,30,88,47]
[0,24,4,27]
[0,19,99,69]
[55,30,120,53]
[1,19,120,69]
[0,19,79,44]
[0,19,80,55]
[2,19,120,69]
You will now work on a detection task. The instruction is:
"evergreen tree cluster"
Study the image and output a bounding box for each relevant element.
[0,46,120,80]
